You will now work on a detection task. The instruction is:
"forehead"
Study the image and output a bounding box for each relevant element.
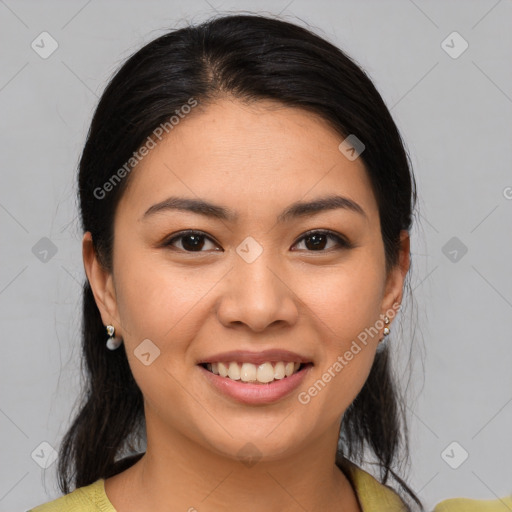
[116,98,378,224]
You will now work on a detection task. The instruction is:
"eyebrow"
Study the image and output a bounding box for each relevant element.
[141,194,367,223]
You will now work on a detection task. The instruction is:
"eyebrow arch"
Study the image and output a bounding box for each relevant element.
[141,194,367,223]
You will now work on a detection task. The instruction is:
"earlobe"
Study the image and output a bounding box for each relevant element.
[82,232,120,330]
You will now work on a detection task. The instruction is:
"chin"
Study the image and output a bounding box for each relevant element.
[195,419,313,465]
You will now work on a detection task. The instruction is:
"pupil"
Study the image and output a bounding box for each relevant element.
[306,234,326,250]
[183,234,204,251]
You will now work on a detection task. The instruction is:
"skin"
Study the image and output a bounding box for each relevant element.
[83,97,410,512]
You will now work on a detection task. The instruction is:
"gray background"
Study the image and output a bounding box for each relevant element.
[1,0,511,511]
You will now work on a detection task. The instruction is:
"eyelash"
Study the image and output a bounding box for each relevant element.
[163,229,352,253]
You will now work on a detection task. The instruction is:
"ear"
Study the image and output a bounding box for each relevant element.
[82,232,122,335]
[381,230,410,320]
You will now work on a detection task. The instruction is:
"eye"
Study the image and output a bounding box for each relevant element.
[163,230,220,252]
[164,229,351,253]
[292,229,351,252]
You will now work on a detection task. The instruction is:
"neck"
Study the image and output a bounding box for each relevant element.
[111,419,360,511]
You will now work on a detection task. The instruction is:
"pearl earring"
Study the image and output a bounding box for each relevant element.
[378,316,391,347]
[383,316,390,336]
[106,324,123,350]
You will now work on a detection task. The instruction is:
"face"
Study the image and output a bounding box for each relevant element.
[84,97,409,464]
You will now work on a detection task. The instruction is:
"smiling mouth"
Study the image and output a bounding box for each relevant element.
[200,361,311,384]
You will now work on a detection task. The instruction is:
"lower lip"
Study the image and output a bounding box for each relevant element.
[199,364,312,405]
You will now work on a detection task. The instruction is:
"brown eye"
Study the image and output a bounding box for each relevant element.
[163,229,351,253]
[164,231,220,252]
[292,230,351,252]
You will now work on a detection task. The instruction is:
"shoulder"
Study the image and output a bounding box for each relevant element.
[433,495,512,511]
[27,479,116,512]
[339,458,512,512]
[338,458,409,511]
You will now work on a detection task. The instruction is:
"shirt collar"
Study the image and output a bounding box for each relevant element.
[338,457,409,511]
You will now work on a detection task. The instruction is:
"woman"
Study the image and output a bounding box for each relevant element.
[28,13,511,512]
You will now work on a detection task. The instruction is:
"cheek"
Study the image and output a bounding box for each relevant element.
[297,255,385,344]
[112,254,213,416]
[294,255,384,414]
[113,250,212,347]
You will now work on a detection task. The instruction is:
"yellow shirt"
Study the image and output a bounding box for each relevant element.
[27,459,512,511]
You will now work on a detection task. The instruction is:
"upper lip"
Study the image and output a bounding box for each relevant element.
[197,349,312,366]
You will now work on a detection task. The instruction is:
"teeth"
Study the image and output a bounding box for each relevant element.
[256,362,274,383]
[218,362,228,378]
[274,361,285,379]
[228,361,241,380]
[240,362,257,382]
[205,361,303,383]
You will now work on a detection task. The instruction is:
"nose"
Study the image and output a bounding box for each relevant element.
[215,249,299,333]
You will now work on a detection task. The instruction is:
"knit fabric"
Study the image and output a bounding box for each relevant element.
[27,459,512,511]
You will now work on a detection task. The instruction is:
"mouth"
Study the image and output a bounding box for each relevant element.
[199,361,311,385]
